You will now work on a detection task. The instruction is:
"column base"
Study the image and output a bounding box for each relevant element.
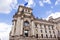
[31,35,35,38]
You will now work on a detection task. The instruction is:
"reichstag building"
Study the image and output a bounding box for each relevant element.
[9,5,60,40]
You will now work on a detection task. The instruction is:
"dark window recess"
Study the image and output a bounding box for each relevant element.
[54,35,56,38]
[36,34,38,38]
[41,30,42,33]
[25,33,28,37]
[48,25,50,30]
[52,25,54,30]
[41,34,43,38]
[50,35,52,38]
[45,30,47,33]
[49,31,51,33]
[44,25,46,29]
[35,24,37,28]
[53,31,55,34]
[28,10,30,12]
[12,36,14,37]
[25,9,27,12]
[46,34,48,38]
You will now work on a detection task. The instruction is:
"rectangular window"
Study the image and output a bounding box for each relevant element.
[53,31,55,34]
[41,30,42,33]
[52,25,54,30]
[54,35,56,38]
[48,25,50,30]
[35,24,38,28]
[46,34,48,38]
[44,25,46,29]
[49,31,51,34]
[25,9,27,12]
[50,35,52,38]
[41,34,43,38]
[36,34,38,38]
[45,30,47,33]
[28,10,30,12]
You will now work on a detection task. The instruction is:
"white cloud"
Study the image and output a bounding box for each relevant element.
[0,23,12,40]
[25,0,35,7]
[39,0,51,7]
[39,1,44,7]
[55,0,60,5]
[43,0,51,4]
[0,0,18,14]
[46,12,60,20]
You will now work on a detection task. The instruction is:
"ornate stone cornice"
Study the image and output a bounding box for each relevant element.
[18,5,32,10]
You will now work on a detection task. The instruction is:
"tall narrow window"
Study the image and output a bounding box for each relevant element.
[49,31,51,34]
[41,34,43,38]
[46,34,48,38]
[45,30,47,33]
[54,35,56,38]
[53,31,55,34]
[41,30,42,33]
[52,25,54,30]
[28,10,30,12]
[44,25,46,29]
[48,25,50,30]
[35,24,37,28]
[36,34,38,38]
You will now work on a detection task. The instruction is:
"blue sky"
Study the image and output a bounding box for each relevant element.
[0,0,60,40]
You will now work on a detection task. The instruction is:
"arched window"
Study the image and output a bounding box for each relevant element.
[24,21,29,26]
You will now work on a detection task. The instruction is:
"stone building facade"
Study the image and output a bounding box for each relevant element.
[9,5,60,40]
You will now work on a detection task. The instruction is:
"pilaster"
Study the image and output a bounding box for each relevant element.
[31,21,35,37]
[20,18,24,36]
[37,24,41,38]
[11,21,16,36]
[15,17,21,36]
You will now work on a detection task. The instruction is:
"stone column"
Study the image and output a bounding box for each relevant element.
[11,21,16,36]
[37,24,41,38]
[54,24,58,38]
[31,21,35,37]
[20,19,23,36]
[41,24,44,33]
[15,17,21,36]
[46,25,49,37]
[42,24,44,29]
